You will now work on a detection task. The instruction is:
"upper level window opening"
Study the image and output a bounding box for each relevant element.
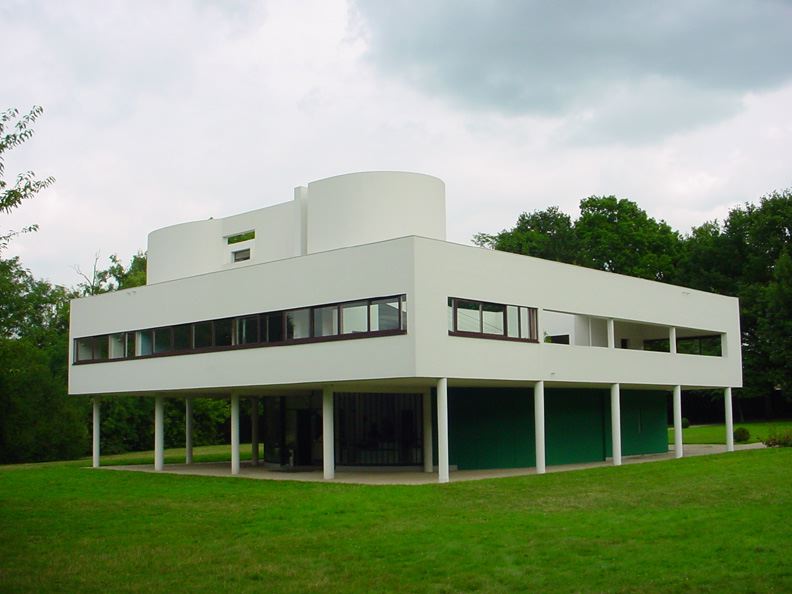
[227,230,255,245]
[448,297,538,342]
[232,248,251,263]
[73,294,407,365]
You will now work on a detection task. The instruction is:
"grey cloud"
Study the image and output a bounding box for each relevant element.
[353,0,792,142]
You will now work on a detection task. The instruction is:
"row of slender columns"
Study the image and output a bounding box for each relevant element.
[90,383,737,476]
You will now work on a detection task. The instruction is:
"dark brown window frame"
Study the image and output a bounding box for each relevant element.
[447,296,538,343]
[73,294,407,365]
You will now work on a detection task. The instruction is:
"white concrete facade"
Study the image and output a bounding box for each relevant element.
[70,171,742,480]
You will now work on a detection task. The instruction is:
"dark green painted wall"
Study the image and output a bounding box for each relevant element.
[605,390,669,457]
[447,388,535,470]
[445,387,669,470]
[545,389,608,465]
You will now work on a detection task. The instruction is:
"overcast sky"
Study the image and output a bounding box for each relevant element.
[2,0,791,286]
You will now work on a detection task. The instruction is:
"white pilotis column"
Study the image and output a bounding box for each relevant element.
[92,398,100,468]
[322,386,335,480]
[669,327,677,354]
[185,397,193,465]
[673,385,683,458]
[422,389,434,473]
[725,387,735,452]
[251,398,259,467]
[534,381,546,474]
[154,395,164,471]
[231,394,240,475]
[607,319,615,348]
[437,378,449,483]
[610,383,622,466]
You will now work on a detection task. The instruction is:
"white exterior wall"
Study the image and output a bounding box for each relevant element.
[305,172,445,254]
[70,171,742,397]
[71,236,742,396]
[411,238,742,389]
[70,238,417,395]
[145,171,445,285]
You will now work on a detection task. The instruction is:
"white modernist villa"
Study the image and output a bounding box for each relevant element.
[69,172,742,482]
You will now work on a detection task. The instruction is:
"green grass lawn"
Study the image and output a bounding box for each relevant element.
[668,419,792,445]
[94,443,259,466]
[1,448,791,593]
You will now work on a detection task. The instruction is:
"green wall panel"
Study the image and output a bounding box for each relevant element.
[441,387,669,471]
[447,388,535,470]
[619,390,669,456]
[545,389,608,465]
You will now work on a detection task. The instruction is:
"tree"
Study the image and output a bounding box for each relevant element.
[473,206,578,263]
[763,247,792,397]
[75,252,147,295]
[0,106,54,250]
[575,196,680,281]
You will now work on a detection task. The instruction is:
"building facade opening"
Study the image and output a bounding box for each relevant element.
[262,392,424,468]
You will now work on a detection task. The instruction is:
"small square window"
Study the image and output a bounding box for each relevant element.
[232,249,251,263]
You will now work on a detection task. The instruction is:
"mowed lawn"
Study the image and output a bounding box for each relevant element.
[668,419,792,445]
[1,449,791,592]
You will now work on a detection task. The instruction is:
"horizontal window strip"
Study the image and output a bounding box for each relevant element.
[73,294,407,364]
[447,296,539,343]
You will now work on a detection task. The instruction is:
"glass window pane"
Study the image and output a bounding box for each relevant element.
[400,296,407,331]
[126,332,136,358]
[236,316,259,345]
[370,298,399,332]
[447,298,454,331]
[313,306,339,337]
[482,303,505,335]
[341,302,368,334]
[76,337,93,361]
[232,248,251,262]
[214,318,234,346]
[287,309,311,340]
[154,328,173,354]
[173,324,191,350]
[109,333,125,359]
[456,300,480,332]
[520,307,530,339]
[93,336,109,360]
[266,312,284,342]
[507,306,519,338]
[193,322,212,348]
[138,330,153,356]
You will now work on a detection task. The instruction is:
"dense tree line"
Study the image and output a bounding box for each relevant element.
[0,107,229,463]
[475,191,792,416]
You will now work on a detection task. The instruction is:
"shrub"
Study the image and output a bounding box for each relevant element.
[763,430,792,447]
[733,427,750,443]
[681,417,690,429]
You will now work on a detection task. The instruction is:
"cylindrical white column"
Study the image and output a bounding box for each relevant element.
[607,319,615,348]
[422,389,433,473]
[534,381,546,474]
[231,394,240,475]
[669,327,677,354]
[185,397,193,465]
[437,378,449,483]
[673,385,683,458]
[92,398,101,468]
[725,387,734,452]
[154,396,164,471]
[610,383,622,466]
[251,398,259,467]
[322,387,335,480]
